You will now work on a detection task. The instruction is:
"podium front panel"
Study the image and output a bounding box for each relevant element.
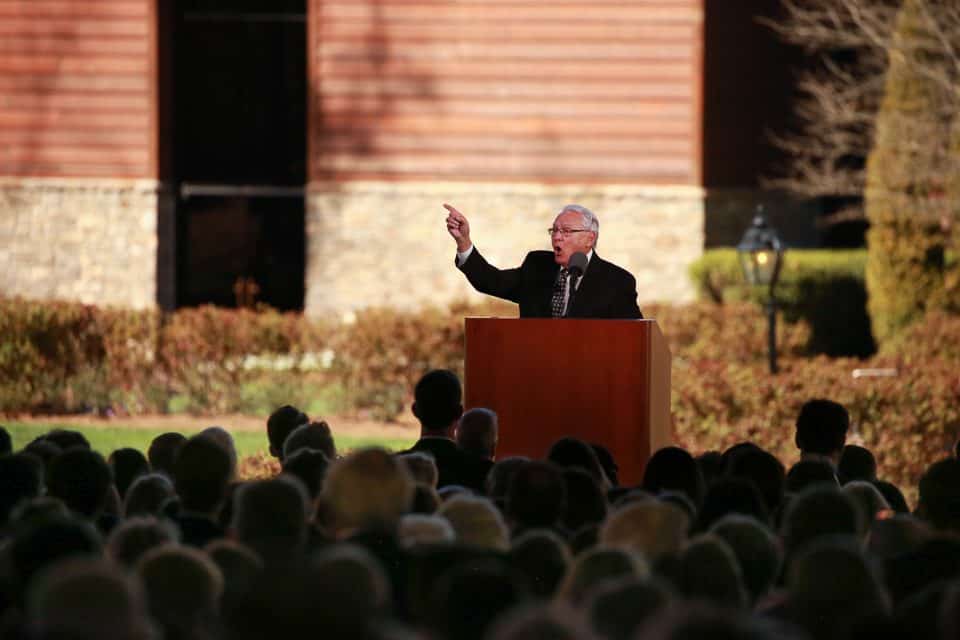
[464,318,670,486]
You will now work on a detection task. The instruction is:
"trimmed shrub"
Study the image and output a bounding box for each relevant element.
[330,299,514,421]
[157,305,331,414]
[0,299,159,413]
[688,249,874,356]
[643,301,811,363]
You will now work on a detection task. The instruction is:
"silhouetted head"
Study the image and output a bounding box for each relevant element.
[27,558,151,640]
[147,432,186,478]
[0,425,12,455]
[281,448,330,499]
[456,408,498,460]
[509,529,571,600]
[838,445,877,483]
[107,516,179,569]
[10,516,103,604]
[42,429,91,452]
[322,447,414,533]
[786,537,890,640]
[547,437,609,488]
[591,443,620,488]
[675,534,747,609]
[137,545,223,640]
[124,473,175,518]
[696,450,725,488]
[557,546,648,605]
[486,456,529,510]
[426,559,526,640]
[23,439,61,467]
[47,449,113,519]
[108,448,150,499]
[600,501,690,561]
[199,426,238,479]
[710,514,782,605]
[398,513,455,547]
[0,453,44,527]
[412,369,463,434]
[917,457,960,532]
[781,486,862,562]
[842,480,890,523]
[232,476,310,566]
[505,460,566,531]
[409,482,441,515]
[642,446,705,507]
[872,479,909,513]
[795,398,849,462]
[398,451,439,488]
[561,467,608,532]
[439,494,509,551]
[282,420,335,461]
[266,405,309,460]
[696,476,770,532]
[174,434,232,515]
[486,603,592,640]
[785,458,839,494]
[588,576,672,640]
[726,445,785,514]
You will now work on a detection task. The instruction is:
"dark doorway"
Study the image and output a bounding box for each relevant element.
[171,0,306,310]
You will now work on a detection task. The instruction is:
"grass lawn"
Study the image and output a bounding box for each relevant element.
[5,421,416,458]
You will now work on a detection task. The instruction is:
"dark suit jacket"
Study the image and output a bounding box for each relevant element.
[398,437,493,493]
[458,248,642,319]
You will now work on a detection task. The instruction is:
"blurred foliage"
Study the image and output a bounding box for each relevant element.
[688,249,875,356]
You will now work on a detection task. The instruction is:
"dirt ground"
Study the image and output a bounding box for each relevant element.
[14,412,420,439]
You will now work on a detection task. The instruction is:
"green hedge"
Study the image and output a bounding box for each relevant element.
[688,249,875,357]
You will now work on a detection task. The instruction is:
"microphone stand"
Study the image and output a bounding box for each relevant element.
[563,271,581,318]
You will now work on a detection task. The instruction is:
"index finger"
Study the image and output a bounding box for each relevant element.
[443,203,462,218]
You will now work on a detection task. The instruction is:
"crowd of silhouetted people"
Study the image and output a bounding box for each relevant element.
[1,368,960,639]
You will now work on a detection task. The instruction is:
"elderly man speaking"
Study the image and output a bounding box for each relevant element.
[445,203,642,319]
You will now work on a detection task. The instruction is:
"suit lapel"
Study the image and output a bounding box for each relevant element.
[567,254,606,318]
[533,254,560,317]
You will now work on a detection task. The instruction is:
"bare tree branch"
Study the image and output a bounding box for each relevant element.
[764,0,960,227]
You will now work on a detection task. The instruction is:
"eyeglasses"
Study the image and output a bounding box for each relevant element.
[547,227,591,237]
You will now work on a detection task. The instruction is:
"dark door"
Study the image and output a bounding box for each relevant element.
[172,0,306,310]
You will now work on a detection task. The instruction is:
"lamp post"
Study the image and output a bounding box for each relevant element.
[737,210,784,374]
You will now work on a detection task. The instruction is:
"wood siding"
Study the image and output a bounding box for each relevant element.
[0,0,156,178]
[309,0,703,184]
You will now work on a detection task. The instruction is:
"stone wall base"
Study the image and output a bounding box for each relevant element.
[0,178,159,309]
[305,182,705,318]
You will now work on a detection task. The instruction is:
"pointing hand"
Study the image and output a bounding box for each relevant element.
[444,203,472,252]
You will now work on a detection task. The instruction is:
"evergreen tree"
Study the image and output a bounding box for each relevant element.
[864,0,954,343]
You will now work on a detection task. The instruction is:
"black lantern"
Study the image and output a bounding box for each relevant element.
[737,211,784,373]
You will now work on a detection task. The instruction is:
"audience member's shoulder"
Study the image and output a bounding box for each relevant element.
[408,437,457,458]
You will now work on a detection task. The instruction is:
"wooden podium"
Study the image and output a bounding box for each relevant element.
[464,318,671,486]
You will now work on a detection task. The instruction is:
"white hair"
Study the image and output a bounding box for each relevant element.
[558,204,599,244]
[398,514,455,548]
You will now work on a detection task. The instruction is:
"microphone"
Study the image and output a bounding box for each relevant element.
[567,252,588,279]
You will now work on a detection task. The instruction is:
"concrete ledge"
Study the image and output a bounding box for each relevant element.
[0,179,159,309]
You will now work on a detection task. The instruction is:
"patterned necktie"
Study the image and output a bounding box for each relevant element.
[551,268,569,317]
